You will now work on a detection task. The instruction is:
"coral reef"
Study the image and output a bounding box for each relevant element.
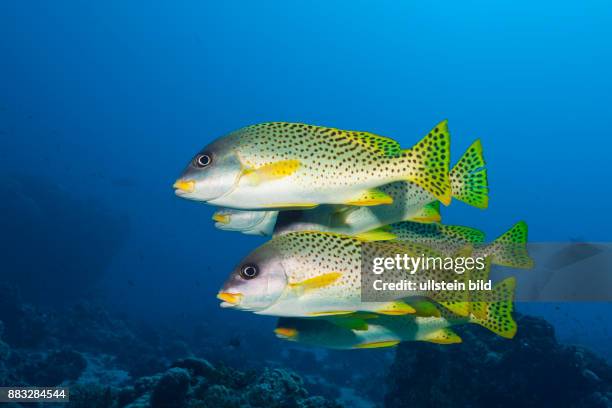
[22,350,87,386]
[0,283,343,407]
[66,359,343,408]
[0,284,172,379]
[385,314,612,408]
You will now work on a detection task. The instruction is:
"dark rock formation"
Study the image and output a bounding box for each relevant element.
[0,283,48,347]
[68,360,343,408]
[385,315,612,408]
[0,290,343,407]
[150,367,191,408]
[0,286,172,379]
[24,349,87,386]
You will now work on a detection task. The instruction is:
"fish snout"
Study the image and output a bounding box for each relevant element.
[217,292,243,307]
[212,213,231,224]
[173,179,195,194]
[274,327,298,339]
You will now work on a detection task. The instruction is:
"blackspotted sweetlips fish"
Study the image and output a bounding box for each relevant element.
[211,139,488,235]
[216,231,519,318]
[174,121,452,210]
[274,287,517,349]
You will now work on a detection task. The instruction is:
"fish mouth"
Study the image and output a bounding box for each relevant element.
[173,179,195,194]
[217,292,243,307]
[212,213,231,225]
[274,327,298,339]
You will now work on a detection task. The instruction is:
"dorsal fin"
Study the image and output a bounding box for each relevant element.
[340,130,402,156]
[440,224,486,243]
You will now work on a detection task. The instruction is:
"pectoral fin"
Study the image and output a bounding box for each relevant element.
[289,272,342,295]
[242,159,300,185]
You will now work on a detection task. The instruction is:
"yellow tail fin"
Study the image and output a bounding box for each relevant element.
[450,140,489,208]
[400,120,452,205]
[469,277,517,339]
[484,221,534,269]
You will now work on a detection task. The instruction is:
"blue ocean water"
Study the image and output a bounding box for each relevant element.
[1,1,611,405]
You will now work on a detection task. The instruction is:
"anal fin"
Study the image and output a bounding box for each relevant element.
[409,202,441,223]
[421,328,462,344]
[307,311,354,317]
[325,317,369,331]
[375,301,416,315]
[354,340,400,349]
[355,227,397,242]
[345,189,393,206]
[438,301,470,317]
[409,300,442,317]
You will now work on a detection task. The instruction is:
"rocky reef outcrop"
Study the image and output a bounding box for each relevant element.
[0,283,343,407]
[66,358,343,408]
[385,314,612,408]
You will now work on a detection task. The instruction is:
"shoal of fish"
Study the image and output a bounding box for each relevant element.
[173,120,533,349]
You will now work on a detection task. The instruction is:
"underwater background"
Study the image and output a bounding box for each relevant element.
[1,1,611,407]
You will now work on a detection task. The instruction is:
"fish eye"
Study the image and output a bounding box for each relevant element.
[194,153,212,168]
[240,264,259,280]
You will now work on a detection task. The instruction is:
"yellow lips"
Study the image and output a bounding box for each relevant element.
[217,292,242,304]
[274,327,298,339]
[212,213,231,224]
[173,179,195,193]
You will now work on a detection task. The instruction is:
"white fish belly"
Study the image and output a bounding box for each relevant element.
[209,176,380,209]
